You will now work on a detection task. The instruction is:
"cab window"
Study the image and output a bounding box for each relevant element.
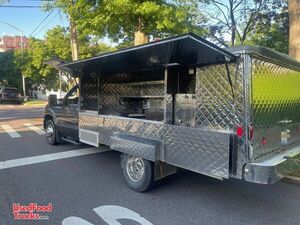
[64,86,79,105]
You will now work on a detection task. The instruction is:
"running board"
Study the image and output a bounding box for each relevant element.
[61,137,82,145]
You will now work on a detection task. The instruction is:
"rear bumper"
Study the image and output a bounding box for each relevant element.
[1,97,22,102]
[243,146,300,184]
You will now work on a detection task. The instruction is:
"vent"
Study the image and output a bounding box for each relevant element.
[79,129,99,147]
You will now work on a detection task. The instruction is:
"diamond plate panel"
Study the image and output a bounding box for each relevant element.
[110,134,161,161]
[195,62,248,178]
[252,58,300,159]
[79,113,164,146]
[163,125,230,178]
[80,113,231,179]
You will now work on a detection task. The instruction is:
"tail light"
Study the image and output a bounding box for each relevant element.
[262,137,267,145]
[249,124,253,141]
[236,125,244,138]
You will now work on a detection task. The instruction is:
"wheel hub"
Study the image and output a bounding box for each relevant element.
[46,124,54,137]
[126,156,145,182]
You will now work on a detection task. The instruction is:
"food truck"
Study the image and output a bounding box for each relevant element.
[45,33,300,192]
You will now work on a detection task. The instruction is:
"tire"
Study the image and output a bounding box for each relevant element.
[121,153,154,192]
[45,119,60,145]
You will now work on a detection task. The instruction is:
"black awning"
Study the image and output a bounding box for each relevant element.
[61,33,237,77]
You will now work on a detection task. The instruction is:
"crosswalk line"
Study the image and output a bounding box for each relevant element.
[0,147,108,170]
[24,123,45,135]
[1,125,21,138]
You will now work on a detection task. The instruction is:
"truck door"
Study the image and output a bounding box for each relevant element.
[56,85,79,138]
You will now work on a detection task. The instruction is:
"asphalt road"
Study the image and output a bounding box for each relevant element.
[1,103,300,225]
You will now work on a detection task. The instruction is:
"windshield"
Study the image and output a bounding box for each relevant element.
[3,88,18,94]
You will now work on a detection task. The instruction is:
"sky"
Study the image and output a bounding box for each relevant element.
[0,0,68,39]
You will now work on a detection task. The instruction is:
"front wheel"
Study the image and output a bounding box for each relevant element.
[121,153,154,192]
[45,119,60,145]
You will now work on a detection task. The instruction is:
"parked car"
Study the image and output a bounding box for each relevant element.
[0,87,22,104]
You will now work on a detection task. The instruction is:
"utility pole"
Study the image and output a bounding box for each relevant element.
[20,31,27,101]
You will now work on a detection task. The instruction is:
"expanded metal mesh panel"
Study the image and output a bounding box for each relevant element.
[252,58,300,159]
[195,64,244,130]
[81,77,98,110]
[100,81,164,119]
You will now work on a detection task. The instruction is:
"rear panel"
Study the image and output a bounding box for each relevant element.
[251,58,300,160]
[195,62,248,178]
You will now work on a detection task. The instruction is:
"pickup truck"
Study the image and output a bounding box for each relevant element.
[43,85,79,145]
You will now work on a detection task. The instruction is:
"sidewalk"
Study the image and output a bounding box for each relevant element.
[284,171,300,184]
[23,99,47,107]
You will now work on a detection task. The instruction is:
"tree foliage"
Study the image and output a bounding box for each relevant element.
[202,0,287,48]
[14,26,115,90]
[247,0,288,53]
[0,51,22,89]
[44,0,206,45]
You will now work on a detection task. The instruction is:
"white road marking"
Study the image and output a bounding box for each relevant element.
[24,123,45,135]
[62,205,153,225]
[0,117,19,120]
[1,124,21,138]
[0,147,109,170]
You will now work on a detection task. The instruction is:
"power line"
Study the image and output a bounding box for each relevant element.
[0,5,42,8]
[32,11,59,38]
[29,9,54,37]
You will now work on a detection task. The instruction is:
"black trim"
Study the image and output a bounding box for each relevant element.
[226,45,300,71]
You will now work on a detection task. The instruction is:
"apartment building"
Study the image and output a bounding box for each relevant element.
[0,35,29,52]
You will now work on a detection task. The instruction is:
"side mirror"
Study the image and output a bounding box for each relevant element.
[48,94,57,107]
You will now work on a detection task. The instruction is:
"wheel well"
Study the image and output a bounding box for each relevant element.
[44,115,53,129]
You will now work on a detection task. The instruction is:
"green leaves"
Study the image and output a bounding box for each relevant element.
[0,51,21,90]
[50,0,206,44]
[14,25,115,90]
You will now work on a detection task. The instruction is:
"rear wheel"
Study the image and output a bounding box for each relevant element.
[121,153,154,192]
[45,119,60,145]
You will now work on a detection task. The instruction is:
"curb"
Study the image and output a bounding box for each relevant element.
[283,175,300,185]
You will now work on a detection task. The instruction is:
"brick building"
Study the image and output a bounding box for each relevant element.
[0,35,29,52]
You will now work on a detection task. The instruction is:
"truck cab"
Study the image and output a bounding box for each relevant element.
[43,85,79,145]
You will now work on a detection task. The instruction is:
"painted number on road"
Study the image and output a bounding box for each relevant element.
[62,205,153,225]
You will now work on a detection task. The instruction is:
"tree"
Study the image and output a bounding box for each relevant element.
[0,51,22,89]
[289,0,300,60]
[247,0,288,53]
[48,0,206,47]
[15,26,115,90]
[203,0,273,47]
[44,0,80,61]
[14,39,59,90]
